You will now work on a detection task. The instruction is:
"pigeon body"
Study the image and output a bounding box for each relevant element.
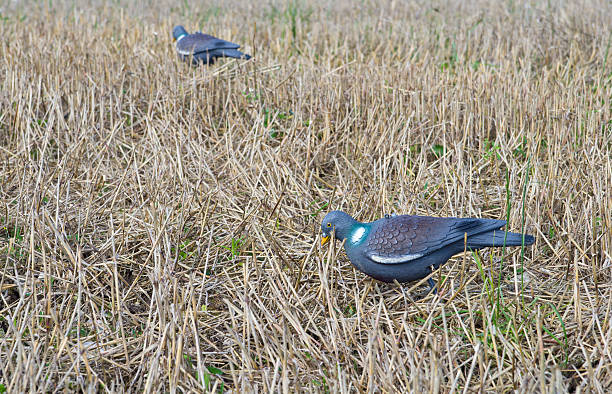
[172,25,251,65]
[320,211,534,285]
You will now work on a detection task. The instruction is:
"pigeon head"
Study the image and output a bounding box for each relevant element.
[172,25,188,41]
[320,210,358,246]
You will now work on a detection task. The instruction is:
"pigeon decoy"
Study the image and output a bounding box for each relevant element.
[172,25,251,65]
[320,210,534,290]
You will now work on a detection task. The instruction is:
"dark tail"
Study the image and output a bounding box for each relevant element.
[215,49,251,60]
[468,230,534,248]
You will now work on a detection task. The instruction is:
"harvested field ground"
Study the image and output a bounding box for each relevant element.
[0,0,611,392]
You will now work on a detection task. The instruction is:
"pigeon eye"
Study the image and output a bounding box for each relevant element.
[327,223,332,227]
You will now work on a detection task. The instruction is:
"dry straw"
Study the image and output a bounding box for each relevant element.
[0,0,610,392]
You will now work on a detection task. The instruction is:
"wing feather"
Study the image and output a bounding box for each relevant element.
[364,215,504,265]
[177,33,240,56]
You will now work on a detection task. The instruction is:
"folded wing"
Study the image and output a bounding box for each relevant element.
[177,33,240,56]
[364,216,505,264]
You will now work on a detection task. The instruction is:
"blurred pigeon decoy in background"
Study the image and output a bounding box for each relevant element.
[172,25,251,65]
[320,211,534,291]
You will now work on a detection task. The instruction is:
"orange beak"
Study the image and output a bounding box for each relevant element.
[321,235,330,246]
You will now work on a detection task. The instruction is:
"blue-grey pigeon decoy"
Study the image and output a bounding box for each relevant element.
[172,25,251,65]
[320,211,534,290]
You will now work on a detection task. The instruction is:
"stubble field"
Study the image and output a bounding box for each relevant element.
[0,0,611,392]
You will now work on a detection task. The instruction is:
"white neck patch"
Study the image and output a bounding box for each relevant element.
[176,34,187,42]
[351,226,366,244]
